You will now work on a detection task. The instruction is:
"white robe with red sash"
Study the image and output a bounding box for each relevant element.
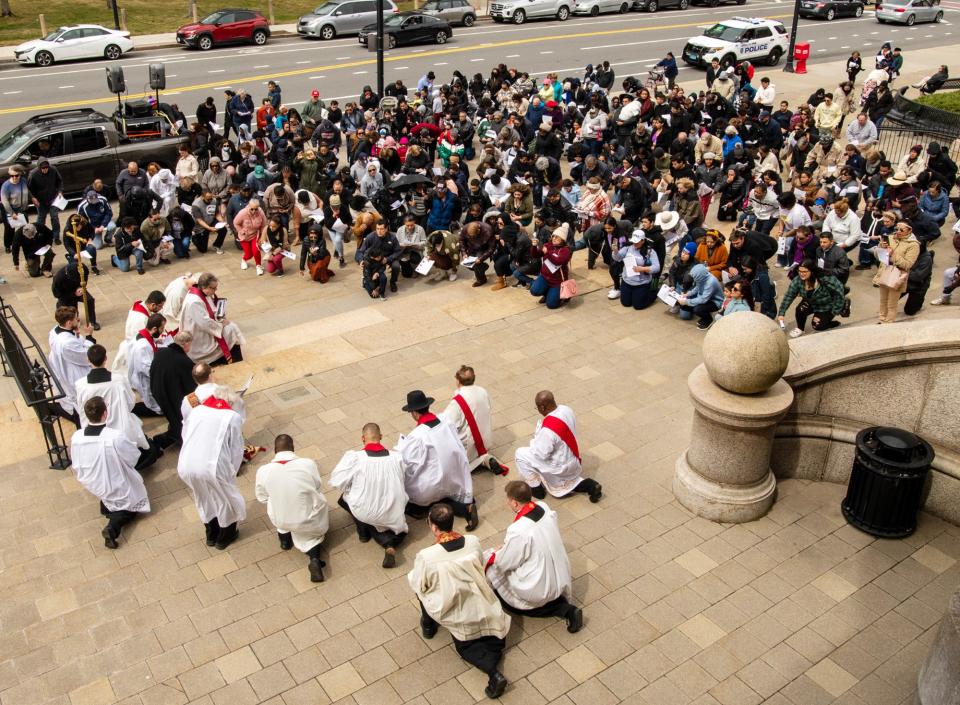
[180,288,245,365]
[330,446,409,534]
[396,415,473,506]
[441,385,493,470]
[177,398,246,525]
[514,405,583,497]
[484,501,572,610]
[111,301,151,376]
[255,451,328,552]
[127,332,169,415]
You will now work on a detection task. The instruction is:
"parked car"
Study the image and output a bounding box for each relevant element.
[573,0,631,15]
[419,0,477,26]
[0,108,188,197]
[358,12,452,47]
[13,25,133,67]
[682,17,788,68]
[176,9,270,50]
[799,0,864,19]
[876,0,942,24]
[632,0,689,11]
[489,0,572,23]
[691,0,745,6]
[298,0,399,39]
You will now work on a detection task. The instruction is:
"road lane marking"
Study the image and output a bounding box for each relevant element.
[3,90,21,95]
[253,64,270,68]
[59,85,75,89]
[208,69,226,73]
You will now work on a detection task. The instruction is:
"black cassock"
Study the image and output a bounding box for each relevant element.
[149,343,196,443]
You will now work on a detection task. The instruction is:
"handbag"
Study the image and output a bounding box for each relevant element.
[558,267,578,300]
[877,264,907,289]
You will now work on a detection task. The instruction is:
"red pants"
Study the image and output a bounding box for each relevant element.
[240,239,262,265]
[265,252,284,275]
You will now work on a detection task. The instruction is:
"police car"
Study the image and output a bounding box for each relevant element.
[682,17,789,68]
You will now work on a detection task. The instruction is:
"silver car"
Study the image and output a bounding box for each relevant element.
[876,0,943,25]
[419,0,478,26]
[297,0,399,39]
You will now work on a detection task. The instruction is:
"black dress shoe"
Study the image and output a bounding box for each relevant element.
[420,616,437,639]
[565,606,583,633]
[390,281,398,292]
[309,557,325,583]
[357,530,372,543]
[488,457,509,476]
[215,526,239,550]
[102,526,119,549]
[485,671,507,699]
[279,534,293,550]
[382,547,397,568]
[91,322,102,331]
[465,502,480,531]
[589,483,603,504]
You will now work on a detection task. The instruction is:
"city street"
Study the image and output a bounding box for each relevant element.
[0,2,956,130]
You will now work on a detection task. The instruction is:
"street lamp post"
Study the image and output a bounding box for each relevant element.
[783,0,801,72]
[376,0,385,96]
[111,0,121,30]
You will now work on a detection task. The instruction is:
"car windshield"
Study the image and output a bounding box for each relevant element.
[200,11,226,24]
[702,23,745,41]
[312,3,338,14]
[0,125,32,163]
[384,14,409,25]
[43,30,63,41]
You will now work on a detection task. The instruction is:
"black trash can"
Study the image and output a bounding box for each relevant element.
[841,427,934,538]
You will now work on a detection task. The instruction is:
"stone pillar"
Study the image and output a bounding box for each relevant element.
[673,312,793,523]
[918,587,960,705]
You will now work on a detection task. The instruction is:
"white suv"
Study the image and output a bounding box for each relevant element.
[682,17,789,68]
[490,0,572,23]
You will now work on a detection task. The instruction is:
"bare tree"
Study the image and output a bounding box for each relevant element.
[0,0,14,18]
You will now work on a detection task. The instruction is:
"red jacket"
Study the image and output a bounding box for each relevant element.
[540,243,571,287]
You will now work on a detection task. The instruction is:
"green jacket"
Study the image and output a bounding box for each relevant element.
[778,274,845,317]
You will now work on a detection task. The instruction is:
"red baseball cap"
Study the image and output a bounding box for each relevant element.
[311,90,320,98]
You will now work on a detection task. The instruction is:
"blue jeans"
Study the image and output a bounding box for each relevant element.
[173,234,191,258]
[855,240,877,266]
[776,236,794,268]
[531,275,561,309]
[112,251,144,272]
[511,267,534,286]
[36,204,61,240]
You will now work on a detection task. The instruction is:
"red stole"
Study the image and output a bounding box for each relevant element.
[188,286,232,363]
[541,414,581,463]
[132,301,150,317]
[487,501,538,570]
[416,412,439,426]
[202,396,233,411]
[137,329,157,353]
[363,443,386,452]
[452,393,487,456]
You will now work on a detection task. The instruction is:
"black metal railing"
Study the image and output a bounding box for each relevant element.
[875,124,960,167]
[0,297,71,470]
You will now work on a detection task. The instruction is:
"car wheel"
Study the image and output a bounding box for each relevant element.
[388,34,398,48]
[590,4,600,14]
[513,8,526,22]
[197,34,214,50]
[647,0,657,10]
[462,13,476,25]
[252,29,268,45]
[736,0,746,5]
[679,0,689,8]
[619,2,629,11]
[104,43,122,60]
[935,10,943,20]
[35,50,54,67]
[855,5,863,16]
[767,47,782,66]
[435,30,448,43]
[320,24,336,39]
[905,12,915,24]
[826,7,836,18]
[557,5,570,18]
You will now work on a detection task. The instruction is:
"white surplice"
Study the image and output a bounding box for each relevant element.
[161,276,191,328]
[441,385,494,470]
[75,370,149,449]
[180,291,246,364]
[48,327,93,415]
[127,336,166,415]
[396,418,473,506]
[255,451,329,552]
[70,425,150,513]
[181,382,247,424]
[329,448,409,534]
[177,404,246,525]
[111,304,149,376]
[514,405,583,497]
[484,501,572,610]
[409,535,511,642]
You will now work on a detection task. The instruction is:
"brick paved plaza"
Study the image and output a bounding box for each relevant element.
[1,244,958,705]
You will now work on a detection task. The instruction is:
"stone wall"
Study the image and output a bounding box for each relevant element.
[771,320,960,526]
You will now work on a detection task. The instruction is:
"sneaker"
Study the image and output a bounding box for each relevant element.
[607,288,620,300]
[240,259,248,270]
[789,328,804,338]
[668,304,679,314]
[339,257,346,269]
[696,319,712,330]
[215,248,224,255]
[448,272,457,282]
[774,262,783,268]
[840,297,851,318]
[931,296,951,306]
[91,322,101,331]
[255,265,264,276]
[138,269,145,275]
[91,267,100,276]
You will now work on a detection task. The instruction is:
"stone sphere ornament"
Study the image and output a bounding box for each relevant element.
[702,312,790,394]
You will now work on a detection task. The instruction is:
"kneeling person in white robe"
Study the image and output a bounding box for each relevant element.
[180,272,245,365]
[161,273,195,330]
[70,396,150,549]
[409,503,510,700]
[515,390,602,503]
[178,386,246,549]
[127,313,170,417]
[48,305,95,425]
[330,422,409,568]
[441,365,509,475]
[76,344,162,471]
[484,481,583,633]
[396,389,479,530]
[255,434,328,583]
[112,290,166,377]
[181,362,247,424]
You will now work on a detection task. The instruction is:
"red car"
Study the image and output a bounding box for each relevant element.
[176,8,270,50]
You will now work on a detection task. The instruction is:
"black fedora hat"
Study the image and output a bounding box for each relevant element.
[402,390,434,413]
